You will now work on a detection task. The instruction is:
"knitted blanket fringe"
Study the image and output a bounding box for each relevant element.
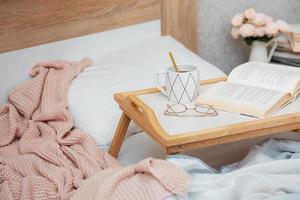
[0,58,190,200]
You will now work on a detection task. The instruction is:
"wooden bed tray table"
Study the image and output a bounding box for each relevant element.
[109,77,300,157]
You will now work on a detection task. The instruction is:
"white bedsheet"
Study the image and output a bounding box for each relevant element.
[168,139,300,200]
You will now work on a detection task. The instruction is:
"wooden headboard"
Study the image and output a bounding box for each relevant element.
[161,0,197,52]
[0,0,197,53]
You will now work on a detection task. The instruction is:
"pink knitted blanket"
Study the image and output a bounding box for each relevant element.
[0,58,190,200]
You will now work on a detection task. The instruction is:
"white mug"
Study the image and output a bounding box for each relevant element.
[155,65,200,103]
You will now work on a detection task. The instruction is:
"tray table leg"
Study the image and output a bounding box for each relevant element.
[109,112,131,158]
[165,147,180,157]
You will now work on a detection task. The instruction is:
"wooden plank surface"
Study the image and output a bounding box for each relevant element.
[161,0,198,52]
[0,0,160,53]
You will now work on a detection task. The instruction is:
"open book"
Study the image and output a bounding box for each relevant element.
[196,62,300,118]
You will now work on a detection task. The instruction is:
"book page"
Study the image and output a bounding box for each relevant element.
[196,82,288,118]
[228,62,300,95]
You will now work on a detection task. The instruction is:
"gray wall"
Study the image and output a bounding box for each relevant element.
[198,0,300,74]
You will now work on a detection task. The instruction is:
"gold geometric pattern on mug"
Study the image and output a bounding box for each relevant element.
[189,70,199,100]
[166,71,199,103]
[167,73,180,103]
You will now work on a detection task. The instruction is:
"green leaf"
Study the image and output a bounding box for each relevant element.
[244,36,273,46]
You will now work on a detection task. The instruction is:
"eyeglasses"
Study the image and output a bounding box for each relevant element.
[164,103,218,117]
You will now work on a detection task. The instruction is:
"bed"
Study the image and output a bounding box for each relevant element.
[0,0,226,165]
[1,1,300,199]
[1,0,299,167]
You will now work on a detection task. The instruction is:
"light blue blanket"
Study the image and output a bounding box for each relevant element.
[167,139,300,200]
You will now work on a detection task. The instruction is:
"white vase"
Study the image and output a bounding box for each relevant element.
[249,39,278,63]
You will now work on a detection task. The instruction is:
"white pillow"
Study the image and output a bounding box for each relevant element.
[68,36,225,146]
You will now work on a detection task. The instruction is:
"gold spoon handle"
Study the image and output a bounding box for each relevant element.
[169,52,179,72]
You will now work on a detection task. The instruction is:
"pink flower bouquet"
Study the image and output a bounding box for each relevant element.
[231,8,289,45]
